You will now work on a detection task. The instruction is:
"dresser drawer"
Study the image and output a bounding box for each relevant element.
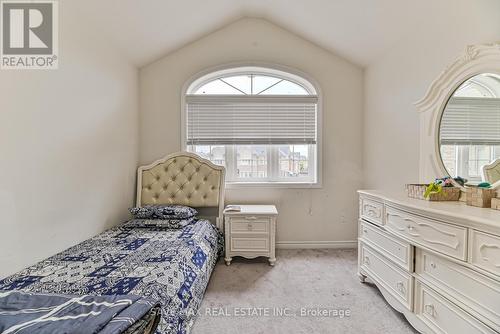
[360,220,413,272]
[469,230,500,277]
[385,206,467,261]
[360,197,384,226]
[230,237,269,252]
[416,249,500,331]
[415,280,496,334]
[230,218,269,234]
[360,243,413,310]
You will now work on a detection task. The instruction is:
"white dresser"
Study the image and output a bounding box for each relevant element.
[224,205,278,266]
[358,190,500,334]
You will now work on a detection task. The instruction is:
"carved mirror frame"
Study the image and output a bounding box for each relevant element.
[415,42,500,190]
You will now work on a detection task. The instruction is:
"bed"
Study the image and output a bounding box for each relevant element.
[0,152,226,334]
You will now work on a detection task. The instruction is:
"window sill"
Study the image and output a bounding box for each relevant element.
[225,181,322,189]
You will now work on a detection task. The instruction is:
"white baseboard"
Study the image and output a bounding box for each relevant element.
[276,240,357,249]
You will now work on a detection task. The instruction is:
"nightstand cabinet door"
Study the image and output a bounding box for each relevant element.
[230,236,270,252]
[230,217,270,234]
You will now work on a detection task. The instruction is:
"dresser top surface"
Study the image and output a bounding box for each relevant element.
[359,190,500,235]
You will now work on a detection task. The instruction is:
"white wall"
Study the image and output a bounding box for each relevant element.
[364,0,500,191]
[140,18,364,246]
[0,4,138,277]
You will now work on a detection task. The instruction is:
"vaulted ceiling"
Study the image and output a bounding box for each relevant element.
[70,0,496,68]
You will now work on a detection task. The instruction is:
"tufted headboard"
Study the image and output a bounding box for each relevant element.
[136,152,225,228]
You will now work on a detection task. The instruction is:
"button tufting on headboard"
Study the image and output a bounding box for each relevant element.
[136,152,225,211]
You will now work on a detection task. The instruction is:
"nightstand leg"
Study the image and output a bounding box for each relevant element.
[225,257,232,266]
[268,258,276,266]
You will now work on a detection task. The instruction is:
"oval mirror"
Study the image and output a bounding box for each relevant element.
[439,73,500,186]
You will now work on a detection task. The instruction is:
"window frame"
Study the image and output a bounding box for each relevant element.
[181,63,322,188]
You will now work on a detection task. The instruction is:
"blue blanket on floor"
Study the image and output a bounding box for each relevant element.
[0,290,158,334]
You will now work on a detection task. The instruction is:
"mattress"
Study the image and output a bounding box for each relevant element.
[0,219,223,334]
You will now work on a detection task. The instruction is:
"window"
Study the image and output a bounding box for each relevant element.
[184,66,319,185]
[441,144,500,181]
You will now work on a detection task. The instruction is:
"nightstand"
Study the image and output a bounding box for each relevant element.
[224,205,278,266]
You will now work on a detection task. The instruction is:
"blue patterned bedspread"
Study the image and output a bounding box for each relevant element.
[0,219,223,334]
[0,290,159,334]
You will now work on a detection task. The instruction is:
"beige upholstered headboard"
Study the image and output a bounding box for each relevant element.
[483,158,500,189]
[136,152,225,228]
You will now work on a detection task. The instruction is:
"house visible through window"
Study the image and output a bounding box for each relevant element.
[184,66,319,185]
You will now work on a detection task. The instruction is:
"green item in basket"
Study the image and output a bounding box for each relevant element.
[477,182,492,188]
[424,182,442,199]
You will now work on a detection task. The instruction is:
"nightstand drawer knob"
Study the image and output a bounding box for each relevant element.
[247,223,253,231]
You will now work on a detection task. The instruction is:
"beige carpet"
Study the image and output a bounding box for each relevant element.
[192,249,418,334]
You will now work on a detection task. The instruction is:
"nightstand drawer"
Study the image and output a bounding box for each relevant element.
[231,237,270,252]
[230,218,269,234]
[231,216,270,224]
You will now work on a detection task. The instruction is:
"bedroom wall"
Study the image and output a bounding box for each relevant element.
[139,18,363,247]
[0,5,138,277]
[363,0,500,191]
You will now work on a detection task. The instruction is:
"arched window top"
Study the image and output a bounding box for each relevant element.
[454,73,500,98]
[187,66,317,96]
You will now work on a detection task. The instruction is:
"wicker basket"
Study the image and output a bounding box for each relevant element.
[405,184,461,201]
[466,187,497,208]
[491,198,500,211]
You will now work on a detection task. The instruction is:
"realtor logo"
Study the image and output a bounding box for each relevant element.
[1,0,58,69]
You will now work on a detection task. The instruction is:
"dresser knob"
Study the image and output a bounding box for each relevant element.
[247,223,253,231]
[430,262,436,269]
[424,304,435,317]
[363,256,370,265]
[396,282,405,294]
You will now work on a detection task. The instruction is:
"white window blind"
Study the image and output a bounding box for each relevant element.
[186,95,317,145]
[440,97,500,145]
